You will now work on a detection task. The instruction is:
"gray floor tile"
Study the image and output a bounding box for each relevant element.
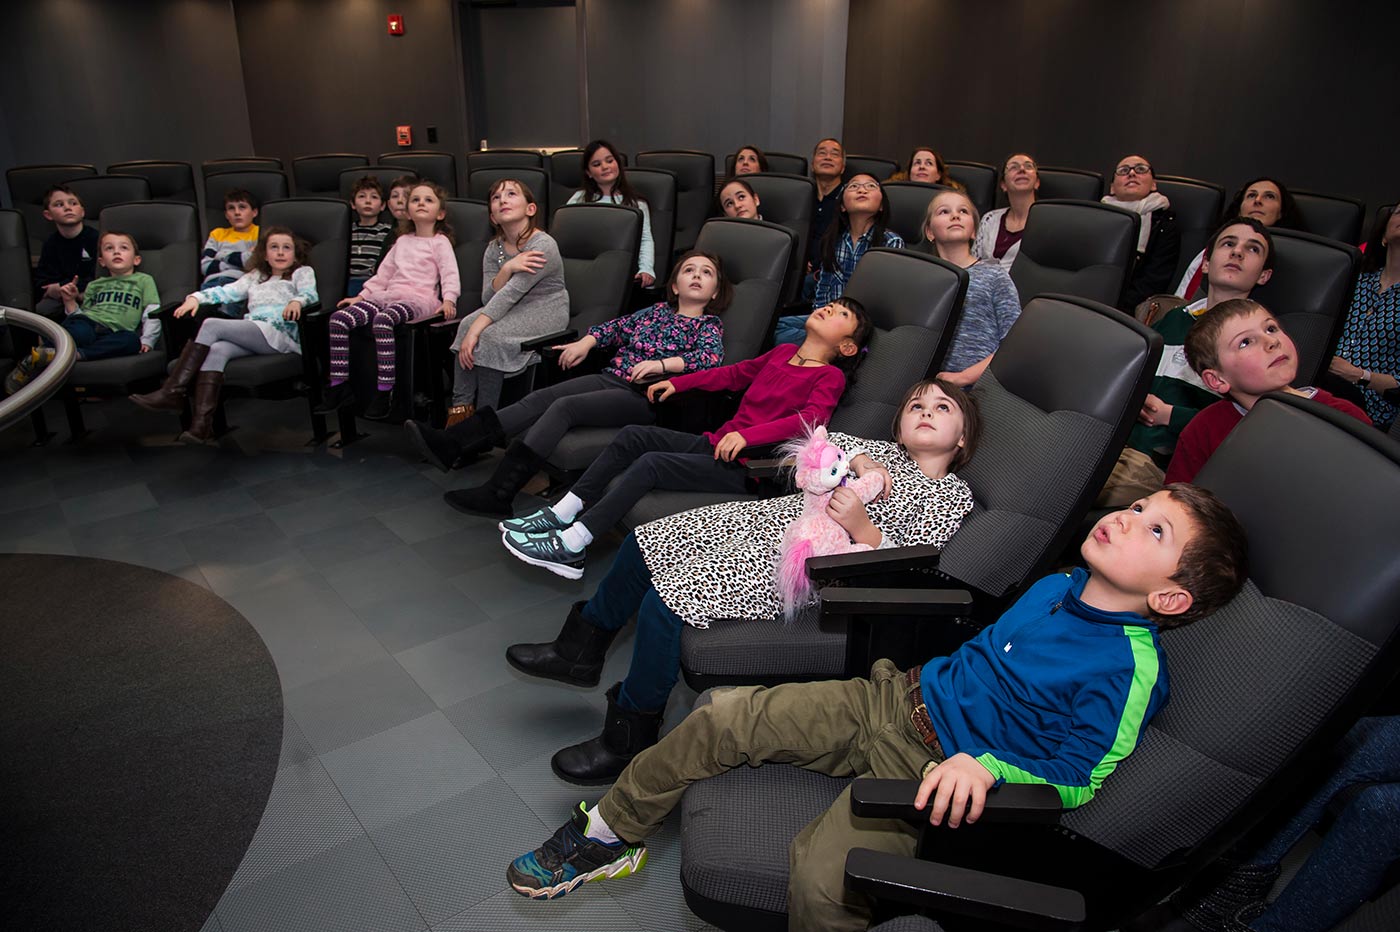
[293,515,404,570]
[265,474,440,538]
[433,887,642,932]
[40,444,136,481]
[371,778,550,926]
[319,712,497,831]
[449,553,592,620]
[0,524,77,555]
[499,751,606,830]
[351,580,489,655]
[58,480,158,525]
[244,468,343,510]
[442,678,603,774]
[197,909,224,932]
[409,522,508,576]
[179,512,295,567]
[73,486,263,546]
[218,836,426,932]
[226,757,365,890]
[201,549,318,600]
[278,712,317,770]
[0,476,58,516]
[376,497,480,546]
[73,534,195,573]
[286,656,437,756]
[321,543,445,610]
[604,820,721,932]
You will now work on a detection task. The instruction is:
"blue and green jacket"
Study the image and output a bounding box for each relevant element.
[920,568,1167,808]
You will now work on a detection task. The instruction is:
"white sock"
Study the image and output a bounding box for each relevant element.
[560,523,593,553]
[584,805,620,844]
[551,492,584,522]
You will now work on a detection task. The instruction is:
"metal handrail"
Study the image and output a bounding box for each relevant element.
[0,306,76,433]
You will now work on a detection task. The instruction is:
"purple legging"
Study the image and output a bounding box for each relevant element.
[328,299,412,389]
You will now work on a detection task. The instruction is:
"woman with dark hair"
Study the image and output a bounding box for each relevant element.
[774,173,903,345]
[1327,202,1399,429]
[974,153,1040,270]
[1103,154,1180,309]
[718,178,762,220]
[1173,176,1303,297]
[888,146,962,190]
[566,140,655,288]
[730,145,768,177]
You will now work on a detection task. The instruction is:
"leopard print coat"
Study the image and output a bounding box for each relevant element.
[634,432,975,627]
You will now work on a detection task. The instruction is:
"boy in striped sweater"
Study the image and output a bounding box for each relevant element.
[200,189,260,292]
[347,176,393,296]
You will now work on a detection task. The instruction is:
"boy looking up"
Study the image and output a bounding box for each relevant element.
[505,486,1249,932]
[34,186,100,318]
[1166,299,1370,484]
[1098,217,1275,505]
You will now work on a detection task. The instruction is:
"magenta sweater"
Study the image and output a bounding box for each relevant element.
[669,344,846,447]
[359,232,461,319]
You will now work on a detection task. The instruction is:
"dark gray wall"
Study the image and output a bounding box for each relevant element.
[844,0,1400,219]
[1,0,254,206]
[233,0,469,189]
[463,3,579,150]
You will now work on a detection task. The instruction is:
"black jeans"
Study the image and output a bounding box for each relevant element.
[571,424,747,536]
[494,373,654,456]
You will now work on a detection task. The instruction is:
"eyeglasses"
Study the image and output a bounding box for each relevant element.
[1115,163,1153,176]
[846,181,881,193]
[1005,160,1037,173]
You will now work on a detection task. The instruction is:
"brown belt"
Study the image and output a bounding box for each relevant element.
[904,664,946,759]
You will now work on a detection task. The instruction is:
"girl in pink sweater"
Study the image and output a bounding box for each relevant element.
[317,181,462,421]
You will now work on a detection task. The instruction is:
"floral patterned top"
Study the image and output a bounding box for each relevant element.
[1334,270,1399,429]
[586,301,724,379]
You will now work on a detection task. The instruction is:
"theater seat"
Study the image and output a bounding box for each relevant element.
[464,167,551,230]
[1010,200,1138,308]
[943,161,998,215]
[1032,166,1104,202]
[337,167,406,202]
[378,151,458,196]
[623,167,678,285]
[741,172,816,305]
[1155,176,1226,287]
[544,149,588,225]
[425,200,496,423]
[845,156,899,181]
[65,176,153,228]
[636,150,716,256]
[724,151,808,177]
[5,163,97,255]
[466,150,543,173]
[107,161,197,205]
[883,182,950,246]
[202,157,282,178]
[1249,228,1361,386]
[1292,191,1367,245]
[292,154,369,197]
[203,170,289,234]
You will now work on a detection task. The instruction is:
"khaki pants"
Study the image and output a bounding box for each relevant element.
[600,659,944,932]
[1096,446,1166,508]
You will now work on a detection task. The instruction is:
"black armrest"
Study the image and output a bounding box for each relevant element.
[807,544,943,583]
[744,457,789,480]
[850,778,1063,825]
[429,317,459,330]
[521,329,578,352]
[817,587,972,616]
[845,848,1084,930]
[149,300,183,319]
[402,312,443,328]
[296,301,326,319]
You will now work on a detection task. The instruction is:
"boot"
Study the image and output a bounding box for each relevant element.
[178,371,223,444]
[313,380,355,414]
[551,683,663,785]
[404,419,465,473]
[449,406,506,460]
[443,438,544,517]
[445,403,474,428]
[363,388,394,421]
[130,341,209,411]
[506,601,618,687]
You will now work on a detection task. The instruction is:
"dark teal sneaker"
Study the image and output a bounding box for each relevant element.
[499,507,569,535]
[502,528,585,580]
[507,802,647,899]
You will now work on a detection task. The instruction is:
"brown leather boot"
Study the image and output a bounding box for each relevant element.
[445,403,474,428]
[178,371,223,444]
[130,341,210,411]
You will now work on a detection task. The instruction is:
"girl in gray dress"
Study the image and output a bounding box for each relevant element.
[449,179,570,419]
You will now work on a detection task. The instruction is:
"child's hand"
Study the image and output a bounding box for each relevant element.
[914,753,996,828]
[1138,393,1173,428]
[635,271,655,288]
[43,282,63,300]
[713,430,747,462]
[139,344,152,354]
[58,277,80,302]
[850,455,892,501]
[458,331,480,369]
[172,296,201,318]
[826,486,877,542]
[646,380,676,402]
[336,296,357,308]
[283,300,302,321]
[440,299,456,321]
[507,250,547,276]
[554,339,590,370]
[627,359,665,383]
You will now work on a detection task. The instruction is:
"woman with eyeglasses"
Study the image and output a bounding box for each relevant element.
[1326,202,1400,430]
[974,153,1041,270]
[773,173,903,345]
[1102,154,1180,309]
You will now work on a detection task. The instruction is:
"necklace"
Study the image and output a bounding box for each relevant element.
[791,352,822,366]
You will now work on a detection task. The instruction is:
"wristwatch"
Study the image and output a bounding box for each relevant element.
[1357,370,1372,389]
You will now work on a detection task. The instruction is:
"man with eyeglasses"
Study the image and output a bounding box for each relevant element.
[1102,154,1181,309]
[805,138,848,291]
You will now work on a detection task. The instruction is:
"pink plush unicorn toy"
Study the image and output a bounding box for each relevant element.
[775,424,886,619]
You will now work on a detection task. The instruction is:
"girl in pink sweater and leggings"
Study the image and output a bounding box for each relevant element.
[500,296,873,579]
[317,181,461,421]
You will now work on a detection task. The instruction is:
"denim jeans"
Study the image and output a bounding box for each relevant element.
[60,315,140,360]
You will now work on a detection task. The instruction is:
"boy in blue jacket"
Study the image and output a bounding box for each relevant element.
[505,484,1249,931]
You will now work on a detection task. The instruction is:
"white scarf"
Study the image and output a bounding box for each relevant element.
[1101,191,1170,253]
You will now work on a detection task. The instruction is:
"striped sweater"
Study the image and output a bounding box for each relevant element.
[200,225,260,289]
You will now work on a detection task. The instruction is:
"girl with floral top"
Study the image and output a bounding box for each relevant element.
[405,250,732,516]
[130,227,317,444]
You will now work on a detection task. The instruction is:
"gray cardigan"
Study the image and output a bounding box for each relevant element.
[451,230,570,374]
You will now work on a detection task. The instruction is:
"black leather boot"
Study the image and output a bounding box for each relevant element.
[447,406,506,460]
[506,601,617,687]
[443,438,544,517]
[550,683,663,786]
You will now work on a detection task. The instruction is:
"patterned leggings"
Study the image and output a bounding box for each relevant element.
[327,299,412,389]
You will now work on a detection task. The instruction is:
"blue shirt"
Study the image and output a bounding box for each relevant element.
[1334,270,1398,429]
[812,226,904,308]
[919,569,1168,808]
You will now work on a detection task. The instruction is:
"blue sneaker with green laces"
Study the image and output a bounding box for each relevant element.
[507,802,647,899]
[502,527,585,579]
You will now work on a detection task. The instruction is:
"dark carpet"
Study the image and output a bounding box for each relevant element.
[1,554,283,932]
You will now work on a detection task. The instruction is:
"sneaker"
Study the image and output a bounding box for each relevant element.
[503,528,585,580]
[4,347,56,395]
[499,507,569,535]
[507,803,647,899]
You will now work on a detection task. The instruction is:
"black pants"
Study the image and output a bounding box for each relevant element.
[495,373,655,456]
[571,425,747,536]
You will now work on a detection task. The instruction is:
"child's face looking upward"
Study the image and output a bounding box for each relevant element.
[896,385,966,458]
[1203,308,1298,401]
[98,234,139,274]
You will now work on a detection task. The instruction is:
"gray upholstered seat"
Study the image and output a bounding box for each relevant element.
[203,170,289,233]
[1155,176,1226,286]
[466,150,543,173]
[546,217,795,473]
[1009,200,1138,308]
[291,154,369,197]
[377,151,457,195]
[336,166,405,202]
[5,163,97,255]
[741,173,816,305]
[619,168,677,282]
[464,168,551,231]
[1032,166,1104,202]
[943,161,998,215]
[1292,190,1366,244]
[724,151,808,177]
[845,155,899,181]
[636,150,716,255]
[107,161,197,204]
[0,209,33,313]
[65,176,152,224]
[544,148,628,225]
[621,248,970,531]
[201,157,282,178]
[882,181,950,246]
[680,395,1400,931]
[1249,229,1361,386]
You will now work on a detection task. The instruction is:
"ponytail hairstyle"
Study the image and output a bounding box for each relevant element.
[487,178,542,250]
[248,225,310,280]
[397,181,455,244]
[579,139,646,210]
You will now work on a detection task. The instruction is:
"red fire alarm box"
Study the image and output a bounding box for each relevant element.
[387,14,405,35]
[396,125,412,147]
